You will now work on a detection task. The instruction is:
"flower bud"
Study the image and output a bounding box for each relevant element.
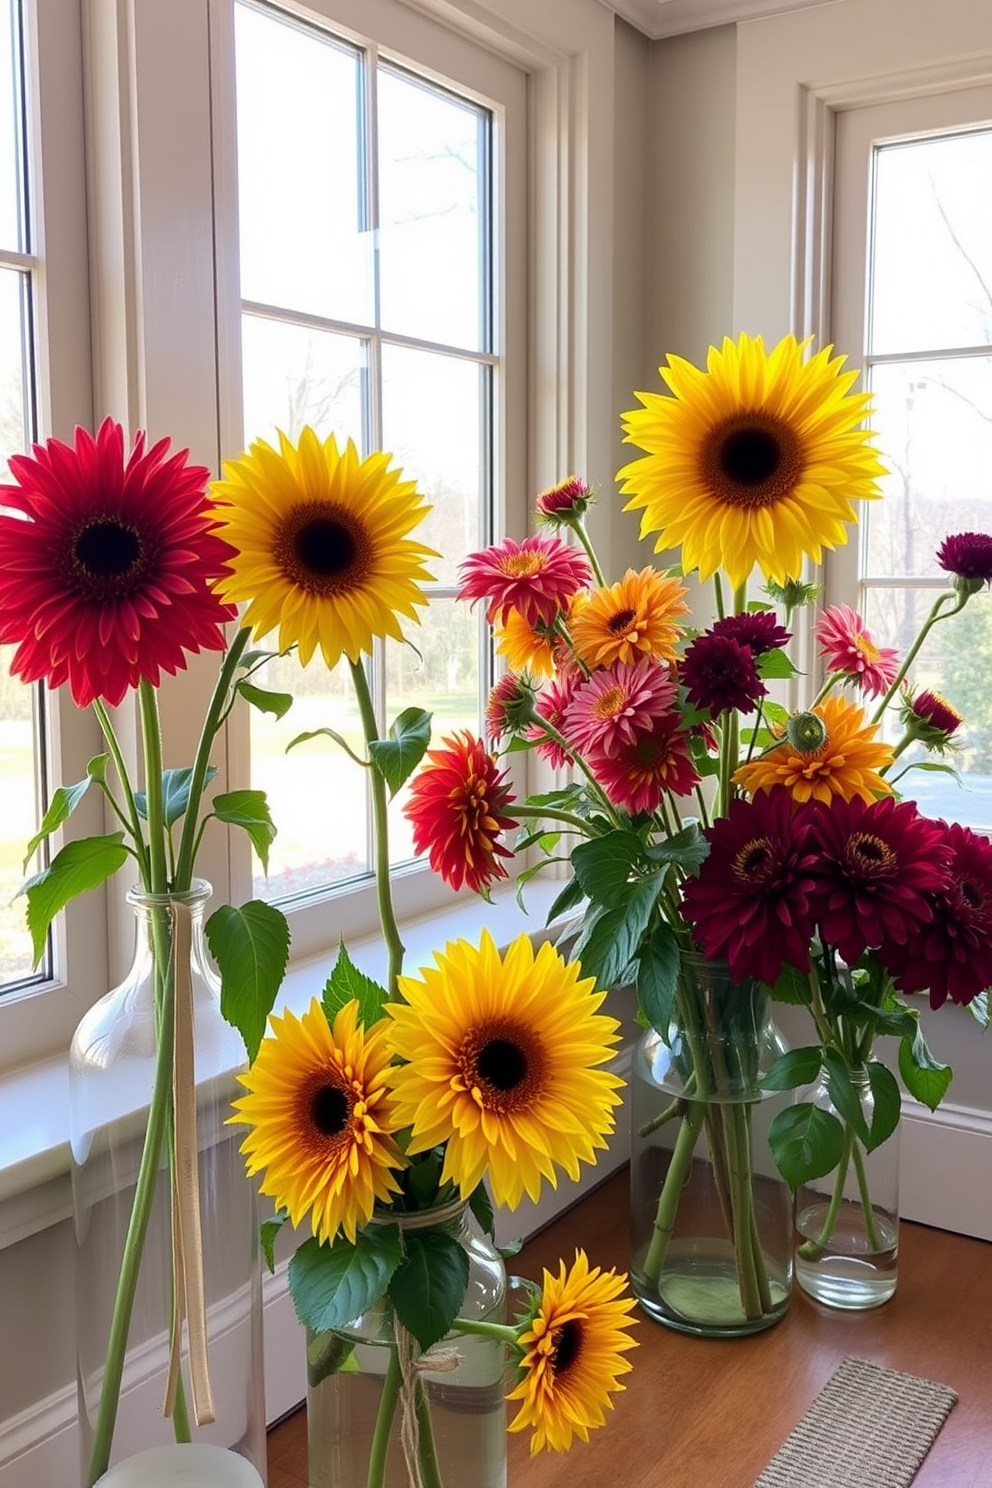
[786,710,827,753]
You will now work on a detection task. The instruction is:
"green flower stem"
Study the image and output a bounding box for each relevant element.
[138,681,168,892]
[641,1097,707,1283]
[850,1130,882,1252]
[92,699,150,884]
[797,1127,853,1262]
[349,659,405,996]
[720,1101,763,1319]
[572,515,607,587]
[533,717,626,829]
[449,1318,518,1345]
[173,624,252,890]
[512,802,597,837]
[871,590,966,727]
[366,1345,403,1488]
[636,1078,696,1139]
[413,1377,444,1488]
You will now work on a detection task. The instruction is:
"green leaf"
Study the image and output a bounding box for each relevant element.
[515,858,564,912]
[497,1236,524,1259]
[969,990,989,1030]
[864,1061,901,1152]
[86,752,112,785]
[288,1226,403,1333]
[545,875,586,925]
[19,834,129,967]
[644,823,710,876]
[206,900,291,1061]
[767,962,814,1006]
[405,1151,444,1208]
[756,648,800,680]
[236,680,294,720]
[24,775,95,866]
[136,766,220,828]
[468,1181,495,1240]
[768,1103,845,1189]
[260,1210,290,1274]
[570,831,645,908]
[212,789,278,872]
[322,941,388,1029]
[390,1228,470,1351]
[286,727,368,769]
[307,1330,357,1388]
[570,872,664,991]
[368,708,432,796]
[823,1050,870,1144]
[761,1046,823,1092]
[898,1030,953,1112]
[635,921,681,1035]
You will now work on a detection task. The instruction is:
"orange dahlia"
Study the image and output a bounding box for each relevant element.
[568,567,688,670]
[0,418,236,706]
[733,694,894,805]
[403,730,519,893]
[494,608,557,679]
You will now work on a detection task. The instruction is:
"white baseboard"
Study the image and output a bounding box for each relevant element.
[899,1097,992,1240]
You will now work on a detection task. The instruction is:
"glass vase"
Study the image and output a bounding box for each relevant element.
[306,1199,507,1488]
[794,1065,900,1309]
[69,882,265,1488]
[630,951,794,1336]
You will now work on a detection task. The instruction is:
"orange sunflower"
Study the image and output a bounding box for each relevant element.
[568,567,688,670]
[733,694,894,805]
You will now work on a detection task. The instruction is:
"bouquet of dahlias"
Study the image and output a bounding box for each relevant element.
[220,427,638,1487]
[401,333,992,1328]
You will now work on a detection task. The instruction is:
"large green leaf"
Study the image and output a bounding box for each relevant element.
[570,871,663,991]
[468,1180,495,1241]
[389,1228,470,1351]
[24,771,99,867]
[544,875,586,926]
[19,833,129,967]
[898,1029,953,1112]
[368,708,432,797]
[635,921,681,1035]
[236,679,294,720]
[864,1060,901,1152]
[756,648,800,680]
[288,1226,403,1333]
[136,766,219,828]
[212,789,277,872]
[206,900,291,1061]
[570,831,644,909]
[644,822,710,876]
[766,963,814,1006]
[761,1046,823,1092]
[768,1103,845,1189]
[823,1050,870,1145]
[322,942,388,1029]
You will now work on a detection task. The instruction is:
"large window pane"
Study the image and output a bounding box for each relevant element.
[0,0,23,252]
[241,314,366,448]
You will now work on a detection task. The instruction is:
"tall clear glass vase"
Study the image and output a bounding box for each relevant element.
[306,1199,507,1488]
[69,882,266,1487]
[630,951,794,1337]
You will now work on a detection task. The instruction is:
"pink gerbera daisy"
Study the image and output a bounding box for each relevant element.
[528,674,580,770]
[458,535,592,629]
[588,719,699,815]
[815,604,899,699]
[563,657,677,757]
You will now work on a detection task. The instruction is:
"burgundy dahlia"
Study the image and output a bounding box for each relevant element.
[711,610,792,656]
[887,822,992,1009]
[937,532,992,589]
[680,788,818,986]
[680,632,765,716]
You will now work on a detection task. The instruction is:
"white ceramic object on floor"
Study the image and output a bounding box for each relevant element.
[94,1442,265,1487]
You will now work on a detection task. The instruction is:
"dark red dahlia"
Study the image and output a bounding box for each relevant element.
[680,788,818,985]
[0,418,237,707]
[937,532,992,586]
[711,610,792,656]
[806,795,952,967]
[680,631,765,716]
[886,822,992,1009]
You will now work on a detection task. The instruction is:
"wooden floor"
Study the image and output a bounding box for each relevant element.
[267,1167,992,1488]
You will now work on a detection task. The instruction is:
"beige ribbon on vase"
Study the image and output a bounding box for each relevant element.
[393,1314,462,1488]
[162,898,215,1425]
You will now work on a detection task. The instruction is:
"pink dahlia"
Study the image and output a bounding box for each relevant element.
[0,418,236,707]
[815,604,899,699]
[458,535,591,628]
[588,718,699,815]
[680,632,765,716]
[887,822,992,1009]
[680,789,819,986]
[563,657,677,757]
[527,674,580,769]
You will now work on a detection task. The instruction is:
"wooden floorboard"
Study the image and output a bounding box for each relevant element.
[267,1167,992,1486]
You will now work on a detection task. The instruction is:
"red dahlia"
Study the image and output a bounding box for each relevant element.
[403,731,519,894]
[711,610,792,656]
[588,717,699,815]
[457,535,591,629]
[680,789,818,986]
[806,795,952,967]
[887,822,992,1009]
[0,418,236,706]
[680,631,765,716]
[937,532,992,588]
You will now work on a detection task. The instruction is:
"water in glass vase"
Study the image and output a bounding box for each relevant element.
[306,1329,507,1488]
[795,1198,899,1309]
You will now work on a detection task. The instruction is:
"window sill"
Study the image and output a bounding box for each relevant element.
[0,880,572,1250]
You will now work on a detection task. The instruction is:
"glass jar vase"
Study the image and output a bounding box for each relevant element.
[69,882,265,1487]
[794,1065,900,1309]
[630,952,794,1336]
[306,1199,508,1488]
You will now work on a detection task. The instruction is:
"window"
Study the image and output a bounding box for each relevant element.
[231,0,518,929]
[833,89,992,828]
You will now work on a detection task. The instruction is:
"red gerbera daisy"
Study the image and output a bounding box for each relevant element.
[528,674,580,770]
[887,822,992,1009]
[0,418,236,707]
[564,657,677,757]
[588,718,699,815]
[680,631,765,716]
[806,795,952,967]
[814,604,899,699]
[403,730,519,894]
[457,535,591,629]
[680,789,819,986]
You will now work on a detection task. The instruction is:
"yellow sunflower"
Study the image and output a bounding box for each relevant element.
[230,998,405,1245]
[733,694,895,804]
[617,333,887,590]
[210,427,437,668]
[385,930,623,1209]
[506,1250,638,1454]
[568,566,688,670]
[494,607,557,679]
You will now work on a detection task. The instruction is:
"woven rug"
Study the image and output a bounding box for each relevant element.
[753,1357,958,1488]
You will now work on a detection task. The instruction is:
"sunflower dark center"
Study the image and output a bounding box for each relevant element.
[702,413,803,509]
[477,1037,527,1091]
[552,1319,583,1375]
[74,519,143,581]
[276,501,372,596]
[311,1083,350,1137]
[608,607,637,634]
